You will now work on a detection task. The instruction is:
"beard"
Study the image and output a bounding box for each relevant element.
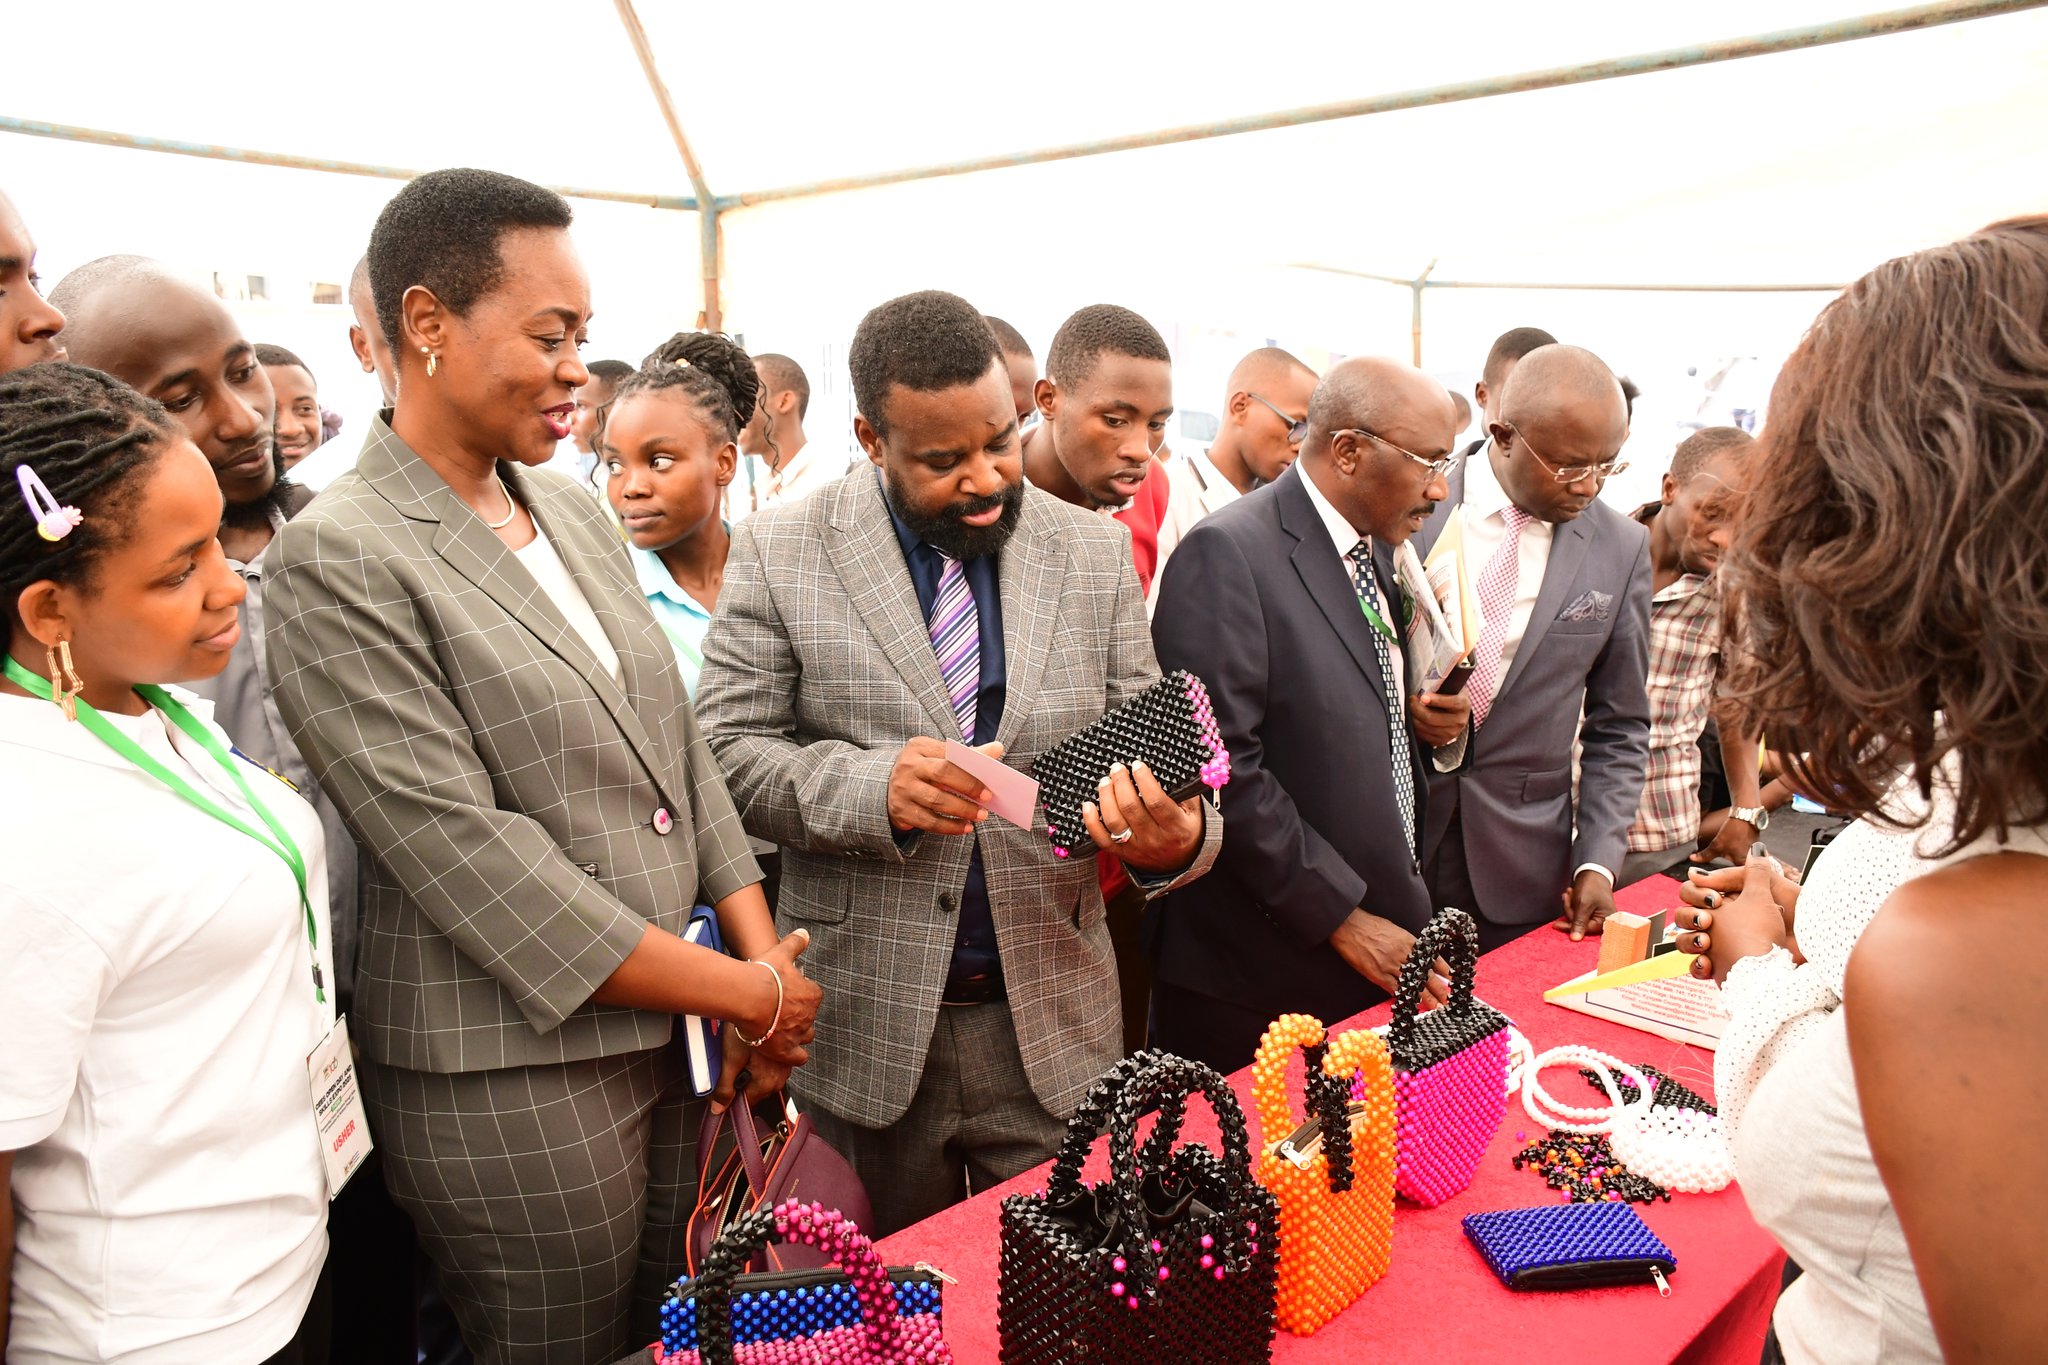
[220,447,298,531]
[886,472,1026,562]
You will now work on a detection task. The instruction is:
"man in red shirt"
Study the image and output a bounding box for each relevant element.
[1020,303,1175,597]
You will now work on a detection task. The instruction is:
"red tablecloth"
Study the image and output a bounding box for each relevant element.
[875,877,1785,1364]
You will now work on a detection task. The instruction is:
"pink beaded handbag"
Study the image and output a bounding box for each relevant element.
[1387,908,1513,1207]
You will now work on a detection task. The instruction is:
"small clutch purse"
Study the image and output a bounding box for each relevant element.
[1032,670,1230,858]
[1462,1203,1676,1293]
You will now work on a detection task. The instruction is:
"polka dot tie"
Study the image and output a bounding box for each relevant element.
[1347,541,1415,859]
[1468,505,1533,729]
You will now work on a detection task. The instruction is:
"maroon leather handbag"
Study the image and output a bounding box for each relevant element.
[685,1093,874,1275]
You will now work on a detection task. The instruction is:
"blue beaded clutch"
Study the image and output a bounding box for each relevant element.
[1462,1203,1676,1292]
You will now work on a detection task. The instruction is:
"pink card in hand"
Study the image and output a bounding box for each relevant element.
[943,741,1041,830]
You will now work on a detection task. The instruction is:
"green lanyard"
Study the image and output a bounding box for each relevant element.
[4,657,325,1004]
[657,619,704,671]
[1356,595,1395,642]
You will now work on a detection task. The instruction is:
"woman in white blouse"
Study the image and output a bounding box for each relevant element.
[1678,216,2048,1364]
[1,364,334,1363]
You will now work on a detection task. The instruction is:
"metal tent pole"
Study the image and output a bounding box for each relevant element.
[0,115,696,210]
[612,0,725,332]
[726,0,2045,207]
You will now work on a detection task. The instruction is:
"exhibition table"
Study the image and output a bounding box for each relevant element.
[872,875,1785,1364]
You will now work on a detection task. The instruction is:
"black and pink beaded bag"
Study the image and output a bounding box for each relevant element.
[1387,908,1513,1207]
[1031,670,1230,858]
[998,1052,1280,1363]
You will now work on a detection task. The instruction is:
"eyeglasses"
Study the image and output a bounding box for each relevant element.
[1249,392,1309,445]
[1504,422,1629,483]
[1335,428,1457,479]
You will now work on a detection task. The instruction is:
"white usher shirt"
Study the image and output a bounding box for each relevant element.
[0,691,333,1364]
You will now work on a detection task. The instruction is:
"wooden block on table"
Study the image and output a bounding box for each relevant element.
[1597,911,1653,974]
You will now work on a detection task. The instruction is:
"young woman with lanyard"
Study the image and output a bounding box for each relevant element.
[601,331,756,699]
[0,363,339,1364]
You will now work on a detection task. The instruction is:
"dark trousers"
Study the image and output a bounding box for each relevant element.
[808,1001,1068,1238]
[1149,980,1302,1077]
[259,1262,333,1365]
[325,1151,419,1363]
[1105,870,1152,1055]
[1425,804,1543,955]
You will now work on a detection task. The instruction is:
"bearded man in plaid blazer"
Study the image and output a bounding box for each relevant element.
[696,291,1221,1235]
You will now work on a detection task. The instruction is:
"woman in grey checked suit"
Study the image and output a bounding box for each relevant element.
[263,169,820,1365]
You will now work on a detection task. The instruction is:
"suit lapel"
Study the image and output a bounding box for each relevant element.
[358,424,678,786]
[1496,514,1592,705]
[826,472,961,738]
[1279,470,1390,714]
[994,500,1065,751]
[512,470,664,763]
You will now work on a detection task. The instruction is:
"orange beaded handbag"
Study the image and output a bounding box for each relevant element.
[1252,1013,1398,1335]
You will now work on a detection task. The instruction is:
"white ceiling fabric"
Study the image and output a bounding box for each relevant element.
[8,0,2045,493]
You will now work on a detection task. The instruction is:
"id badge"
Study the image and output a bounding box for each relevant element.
[306,1015,374,1200]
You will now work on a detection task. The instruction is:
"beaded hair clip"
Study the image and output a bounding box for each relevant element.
[17,465,83,541]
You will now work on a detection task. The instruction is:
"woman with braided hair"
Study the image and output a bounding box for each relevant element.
[602,331,759,698]
[0,363,336,1363]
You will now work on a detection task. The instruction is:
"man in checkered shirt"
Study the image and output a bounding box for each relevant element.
[1618,426,1769,885]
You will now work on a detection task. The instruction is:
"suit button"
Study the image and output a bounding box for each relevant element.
[652,807,674,835]
[939,892,957,914]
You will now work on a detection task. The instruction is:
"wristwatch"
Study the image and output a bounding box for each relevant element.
[1728,805,1771,832]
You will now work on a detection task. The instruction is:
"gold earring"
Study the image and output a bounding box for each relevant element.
[421,346,439,379]
[47,638,84,721]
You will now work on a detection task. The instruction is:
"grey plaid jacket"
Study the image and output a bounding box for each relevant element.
[695,468,1221,1129]
[264,418,759,1073]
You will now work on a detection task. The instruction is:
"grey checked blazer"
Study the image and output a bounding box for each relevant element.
[1413,455,1652,925]
[694,469,1222,1129]
[264,418,759,1073]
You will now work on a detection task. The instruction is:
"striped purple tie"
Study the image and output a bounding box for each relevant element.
[928,552,980,740]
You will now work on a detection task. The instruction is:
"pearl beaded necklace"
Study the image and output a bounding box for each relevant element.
[1521,1046,1654,1134]
[1517,1046,1735,1195]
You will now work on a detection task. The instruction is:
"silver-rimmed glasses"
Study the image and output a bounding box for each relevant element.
[1335,428,1456,479]
[1504,422,1630,483]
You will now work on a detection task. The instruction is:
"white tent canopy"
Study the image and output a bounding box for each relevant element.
[9,0,2047,500]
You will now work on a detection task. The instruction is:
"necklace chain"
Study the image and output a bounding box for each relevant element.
[482,477,519,530]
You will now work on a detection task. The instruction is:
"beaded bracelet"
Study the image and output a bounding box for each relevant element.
[1521,1047,1653,1135]
[732,960,783,1050]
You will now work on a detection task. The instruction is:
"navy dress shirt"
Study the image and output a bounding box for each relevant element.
[882,477,1008,993]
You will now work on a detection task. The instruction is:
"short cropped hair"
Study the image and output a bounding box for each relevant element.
[984,315,1032,359]
[1481,326,1559,389]
[1669,425,1754,484]
[754,353,811,420]
[848,291,1002,439]
[582,358,635,390]
[367,168,573,351]
[253,343,312,382]
[1045,304,1169,387]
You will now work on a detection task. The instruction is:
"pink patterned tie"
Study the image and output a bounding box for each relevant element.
[1467,506,1532,729]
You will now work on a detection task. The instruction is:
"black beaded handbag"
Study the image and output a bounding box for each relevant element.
[1031,670,1230,858]
[998,1051,1280,1364]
